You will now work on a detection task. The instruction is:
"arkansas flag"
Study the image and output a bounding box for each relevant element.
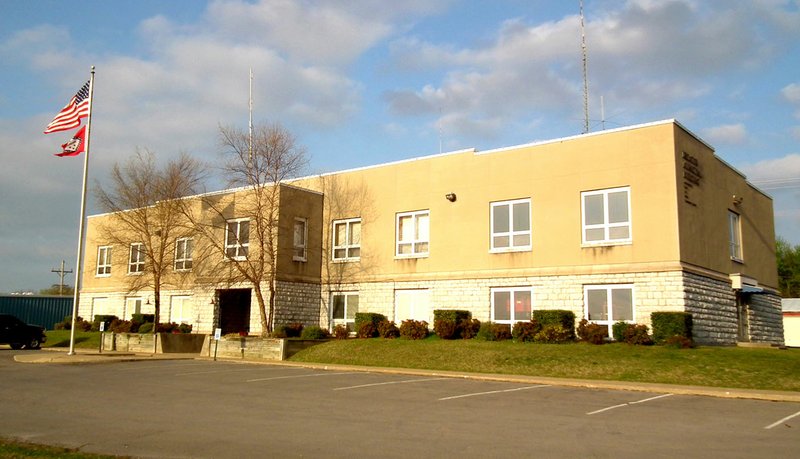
[56,126,86,157]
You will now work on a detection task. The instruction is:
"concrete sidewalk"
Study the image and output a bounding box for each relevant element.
[14,348,800,403]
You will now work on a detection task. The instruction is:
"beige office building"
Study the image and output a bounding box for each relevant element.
[79,119,784,345]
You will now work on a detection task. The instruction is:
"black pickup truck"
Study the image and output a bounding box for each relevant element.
[0,314,46,349]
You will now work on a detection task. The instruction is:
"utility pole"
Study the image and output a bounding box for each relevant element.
[51,259,73,295]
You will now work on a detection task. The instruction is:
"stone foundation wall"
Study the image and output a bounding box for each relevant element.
[681,272,738,345]
[748,292,784,345]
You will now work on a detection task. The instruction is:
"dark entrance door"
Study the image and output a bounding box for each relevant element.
[735,291,750,342]
[218,289,251,335]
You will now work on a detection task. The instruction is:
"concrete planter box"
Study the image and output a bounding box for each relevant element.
[200,335,327,361]
[101,332,206,354]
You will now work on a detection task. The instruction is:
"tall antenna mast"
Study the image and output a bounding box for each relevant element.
[248,67,253,163]
[580,0,590,134]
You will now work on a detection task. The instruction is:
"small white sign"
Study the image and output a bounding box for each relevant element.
[99,322,105,332]
[214,328,222,340]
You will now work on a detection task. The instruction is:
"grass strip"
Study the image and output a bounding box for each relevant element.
[290,338,800,392]
[42,330,101,349]
[0,437,122,458]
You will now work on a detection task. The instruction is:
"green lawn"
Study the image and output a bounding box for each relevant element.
[42,330,102,349]
[290,338,800,392]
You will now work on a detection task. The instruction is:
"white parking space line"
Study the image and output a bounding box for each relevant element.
[764,410,800,430]
[438,385,551,401]
[175,366,304,376]
[586,393,674,415]
[333,377,448,391]
[246,371,358,383]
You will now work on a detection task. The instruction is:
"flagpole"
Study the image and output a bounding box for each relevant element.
[68,66,95,355]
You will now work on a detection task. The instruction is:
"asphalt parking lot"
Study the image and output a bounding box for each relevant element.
[1,350,798,458]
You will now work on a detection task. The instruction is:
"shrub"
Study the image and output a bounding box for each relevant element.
[533,310,576,340]
[664,335,694,349]
[534,324,572,344]
[433,319,458,339]
[356,322,378,338]
[476,322,511,341]
[399,320,429,340]
[332,325,349,340]
[131,313,154,324]
[459,318,481,339]
[612,321,631,342]
[622,324,654,345]
[285,323,305,338]
[108,319,132,333]
[271,326,289,338]
[54,315,91,331]
[138,322,154,334]
[577,319,608,344]
[354,313,386,334]
[301,326,330,340]
[651,312,693,344]
[177,323,192,334]
[92,315,118,332]
[377,320,400,339]
[157,322,184,333]
[512,320,541,342]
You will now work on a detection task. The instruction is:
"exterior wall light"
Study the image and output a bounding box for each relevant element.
[445,193,457,202]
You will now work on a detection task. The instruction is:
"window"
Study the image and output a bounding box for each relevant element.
[491,199,531,252]
[92,297,110,317]
[332,218,361,261]
[96,246,112,276]
[491,287,533,324]
[729,211,742,261]
[125,297,143,320]
[582,187,631,245]
[128,243,145,274]
[293,218,307,262]
[225,218,250,260]
[170,296,193,325]
[396,210,429,257]
[394,289,431,323]
[584,285,634,335]
[174,237,193,271]
[331,292,359,331]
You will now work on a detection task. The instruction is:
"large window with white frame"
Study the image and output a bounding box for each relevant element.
[174,237,193,271]
[331,292,359,332]
[128,242,145,274]
[125,297,143,320]
[491,198,531,252]
[293,218,307,262]
[581,186,632,245]
[169,295,194,326]
[584,284,634,335]
[728,211,742,261]
[394,289,431,323]
[96,246,112,276]
[396,210,429,257]
[491,287,533,324]
[225,218,250,260]
[332,218,361,261]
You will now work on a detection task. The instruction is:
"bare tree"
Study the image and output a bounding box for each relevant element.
[187,122,308,335]
[94,150,207,328]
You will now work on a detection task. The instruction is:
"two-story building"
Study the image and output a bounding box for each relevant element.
[78,119,784,345]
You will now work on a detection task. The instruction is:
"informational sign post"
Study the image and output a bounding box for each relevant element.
[98,321,105,353]
[213,328,222,361]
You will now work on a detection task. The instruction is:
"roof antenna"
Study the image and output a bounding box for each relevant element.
[580,0,590,134]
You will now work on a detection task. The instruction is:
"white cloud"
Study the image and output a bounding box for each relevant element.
[740,153,800,182]
[700,123,748,146]
[781,83,800,104]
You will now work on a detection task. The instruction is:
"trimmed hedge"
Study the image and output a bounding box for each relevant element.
[354,313,387,331]
[131,313,154,324]
[93,315,118,331]
[651,312,693,344]
[512,320,541,342]
[300,326,330,340]
[577,319,608,344]
[477,322,511,341]
[399,320,429,340]
[533,310,576,340]
[433,310,473,340]
[377,320,400,339]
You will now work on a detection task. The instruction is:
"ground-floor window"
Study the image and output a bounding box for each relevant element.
[92,297,110,317]
[584,284,634,335]
[170,295,193,326]
[394,289,431,323]
[331,292,359,331]
[491,287,533,324]
[125,297,143,320]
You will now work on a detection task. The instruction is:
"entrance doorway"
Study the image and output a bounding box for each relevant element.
[217,289,251,335]
[735,291,750,342]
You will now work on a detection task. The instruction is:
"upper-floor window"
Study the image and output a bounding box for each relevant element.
[396,210,429,257]
[491,199,531,252]
[729,211,742,261]
[128,243,145,274]
[491,287,533,324]
[293,218,307,262]
[225,218,250,260]
[174,237,193,271]
[333,218,361,261]
[96,246,112,277]
[582,186,631,245]
[585,284,634,336]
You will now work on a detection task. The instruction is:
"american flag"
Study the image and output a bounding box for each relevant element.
[43,80,90,134]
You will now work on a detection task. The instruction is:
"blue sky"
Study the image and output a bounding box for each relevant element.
[1,0,799,292]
